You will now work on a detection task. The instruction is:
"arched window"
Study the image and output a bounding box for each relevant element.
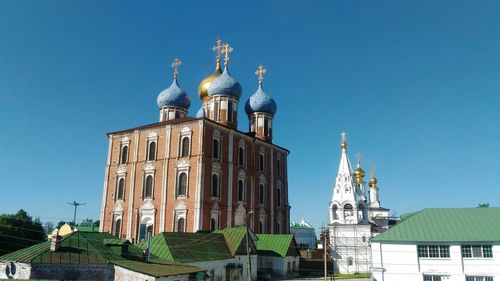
[347,257,353,266]
[238,147,245,166]
[120,146,128,164]
[177,217,185,232]
[212,174,219,197]
[113,219,121,237]
[344,204,353,218]
[212,139,219,159]
[238,180,244,202]
[259,221,264,234]
[178,173,187,196]
[148,142,156,161]
[332,205,339,219]
[116,178,125,200]
[210,218,217,231]
[259,184,264,204]
[181,137,190,157]
[144,175,153,198]
[277,187,281,207]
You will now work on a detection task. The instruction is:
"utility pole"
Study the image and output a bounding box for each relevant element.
[67,201,86,227]
[321,227,328,281]
[245,210,254,281]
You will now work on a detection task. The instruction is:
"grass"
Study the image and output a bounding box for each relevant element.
[331,272,371,279]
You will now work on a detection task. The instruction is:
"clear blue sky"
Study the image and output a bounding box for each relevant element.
[1,1,499,230]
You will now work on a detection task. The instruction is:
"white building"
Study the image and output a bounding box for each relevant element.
[371,208,500,281]
[290,219,317,249]
[328,132,389,273]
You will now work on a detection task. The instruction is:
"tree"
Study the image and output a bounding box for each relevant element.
[0,210,46,255]
[478,203,490,208]
[43,221,54,234]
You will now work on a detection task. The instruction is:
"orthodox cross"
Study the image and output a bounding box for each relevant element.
[212,39,223,60]
[171,58,181,79]
[222,43,233,66]
[355,152,362,164]
[255,64,267,86]
[341,132,347,149]
[370,165,376,178]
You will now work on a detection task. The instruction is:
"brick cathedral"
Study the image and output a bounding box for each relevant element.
[99,41,290,242]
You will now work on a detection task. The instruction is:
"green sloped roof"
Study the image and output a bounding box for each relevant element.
[256,234,297,257]
[0,231,143,264]
[372,208,500,242]
[110,259,205,277]
[139,232,233,262]
[214,227,247,255]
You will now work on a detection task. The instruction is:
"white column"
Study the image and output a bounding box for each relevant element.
[227,132,234,227]
[159,127,171,232]
[194,121,205,231]
[99,136,113,232]
[126,131,139,240]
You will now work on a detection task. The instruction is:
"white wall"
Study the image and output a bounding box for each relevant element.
[188,256,257,281]
[330,224,371,273]
[257,256,299,276]
[113,265,192,281]
[0,261,31,280]
[372,242,500,281]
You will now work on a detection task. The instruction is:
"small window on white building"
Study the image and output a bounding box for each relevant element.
[462,245,493,258]
[418,245,450,258]
[466,277,493,281]
[347,257,353,266]
[423,275,445,281]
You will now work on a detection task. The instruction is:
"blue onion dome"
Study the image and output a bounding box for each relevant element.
[157,78,191,109]
[245,85,277,115]
[196,107,205,118]
[207,66,242,98]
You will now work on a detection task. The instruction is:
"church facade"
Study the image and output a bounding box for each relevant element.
[328,133,389,273]
[99,41,290,242]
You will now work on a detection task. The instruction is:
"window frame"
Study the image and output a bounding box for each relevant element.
[238,146,245,166]
[259,183,265,205]
[461,245,493,258]
[211,173,220,198]
[177,172,188,196]
[180,136,190,158]
[147,141,157,161]
[259,153,264,172]
[212,138,220,160]
[116,177,125,200]
[238,179,245,202]
[120,145,129,165]
[417,245,450,258]
[143,174,154,198]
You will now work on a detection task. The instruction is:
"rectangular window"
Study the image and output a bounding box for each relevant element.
[259,184,264,204]
[227,101,233,121]
[212,139,220,159]
[214,101,219,121]
[462,245,493,258]
[423,275,442,281]
[418,245,449,258]
[264,118,269,136]
[466,277,494,281]
[238,146,245,166]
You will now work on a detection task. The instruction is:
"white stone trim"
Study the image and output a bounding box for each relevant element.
[99,136,113,232]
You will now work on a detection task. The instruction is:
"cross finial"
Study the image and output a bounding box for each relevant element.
[171,58,181,79]
[212,39,223,60]
[370,165,376,178]
[222,43,233,66]
[255,64,267,86]
[341,132,347,149]
[355,152,362,164]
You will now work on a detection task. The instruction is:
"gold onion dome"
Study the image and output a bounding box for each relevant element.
[355,166,366,182]
[198,59,222,100]
[369,176,378,188]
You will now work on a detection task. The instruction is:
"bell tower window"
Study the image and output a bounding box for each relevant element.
[147,141,157,161]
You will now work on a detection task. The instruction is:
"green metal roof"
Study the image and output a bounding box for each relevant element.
[139,232,233,262]
[214,227,247,255]
[110,259,205,277]
[372,208,500,243]
[0,231,144,264]
[255,234,299,257]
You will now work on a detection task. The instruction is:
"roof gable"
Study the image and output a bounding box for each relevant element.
[256,234,299,257]
[372,208,500,243]
[140,232,233,262]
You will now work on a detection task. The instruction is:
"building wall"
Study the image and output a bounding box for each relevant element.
[114,265,158,281]
[372,242,500,281]
[257,256,299,276]
[31,264,111,280]
[0,261,31,280]
[101,118,289,242]
[188,256,257,281]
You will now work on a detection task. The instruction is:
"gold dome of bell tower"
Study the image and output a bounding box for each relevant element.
[198,40,224,100]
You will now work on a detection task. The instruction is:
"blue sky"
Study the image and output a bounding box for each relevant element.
[1,1,499,230]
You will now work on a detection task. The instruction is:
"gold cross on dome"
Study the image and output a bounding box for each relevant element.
[255,64,267,86]
[370,165,376,178]
[222,43,233,66]
[171,58,181,79]
[212,39,223,60]
[355,152,362,164]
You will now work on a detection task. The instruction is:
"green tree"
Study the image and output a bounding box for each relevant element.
[0,209,46,255]
[478,203,490,208]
